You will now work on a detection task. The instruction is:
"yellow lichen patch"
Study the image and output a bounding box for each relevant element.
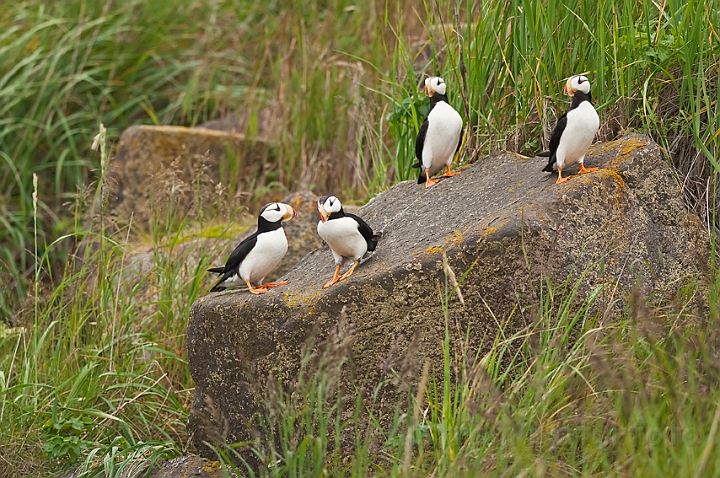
[618,136,650,154]
[561,168,625,194]
[587,136,651,173]
[558,174,594,192]
[599,168,626,189]
[284,289,323,308]
[482,227,498,236]
[421,232,463,255]
[203,458,221,475]
[448,230,464,247]
[603,136,652,170]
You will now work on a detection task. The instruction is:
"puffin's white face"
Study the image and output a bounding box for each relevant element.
[317,195,342,223]
[424,76,447,96]
[259,202,297,223]
[564,75,591,96]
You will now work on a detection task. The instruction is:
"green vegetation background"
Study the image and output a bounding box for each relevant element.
[1,0,720,476]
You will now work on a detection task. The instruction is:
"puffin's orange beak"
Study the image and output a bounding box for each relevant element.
[425,83,433,97]
[318,205,328,223]
[563,77,575,97]
[281,204,297,221]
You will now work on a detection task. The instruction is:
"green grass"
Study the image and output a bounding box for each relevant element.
[1,0,720,476]
[0,0,407,317]
[208,270,717,477]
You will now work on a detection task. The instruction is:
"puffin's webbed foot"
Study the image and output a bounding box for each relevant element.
[261,280,287,289]
[443,164,460,177]
[578,163,598,174]
[338,261,359,281]
[323,265,342,289]
[245,280,268,294]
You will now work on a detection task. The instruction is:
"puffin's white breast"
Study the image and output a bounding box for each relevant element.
[556,101,599,168]
[422,102,463,175]
[317,217,367,262]
[238,228,288,284]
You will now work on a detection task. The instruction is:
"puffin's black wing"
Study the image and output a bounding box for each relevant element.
[209,232,258,291]
[455,126,464,153]
[413,119,430,183]
[541,113,568,172]
[413,119,429,168]
[347,213,379,252]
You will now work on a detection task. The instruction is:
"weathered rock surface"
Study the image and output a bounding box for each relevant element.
[187,134,709,459]
[56,454,225,478]
[149,454,225,478]
[105,125,274,229]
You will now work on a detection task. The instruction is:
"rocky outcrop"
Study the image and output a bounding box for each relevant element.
[186,134,710,460]
[105,125,275,229]
[56,454,224,478]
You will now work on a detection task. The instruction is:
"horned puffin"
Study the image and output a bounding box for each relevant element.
[316,195,379,289]
[538,74,600,184]
[208,202,297,294]
[413,76,464,188]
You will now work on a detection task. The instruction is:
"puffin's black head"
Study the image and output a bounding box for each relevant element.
[317,195,343,222]
[564,74,591,96]
[424,76,447,97]
[259,202,297,223]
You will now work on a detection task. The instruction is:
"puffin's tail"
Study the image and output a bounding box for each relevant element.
[417,171,426,184]
[535,150,556,172]
[208,266,227,292]
[411,160,426,184]
[367,233,383,252]
[210,275,228,292]
[541,155,556,173]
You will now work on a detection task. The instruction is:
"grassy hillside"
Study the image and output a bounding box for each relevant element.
[1,0,719,476]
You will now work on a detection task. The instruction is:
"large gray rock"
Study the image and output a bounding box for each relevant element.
[186,134,709,460]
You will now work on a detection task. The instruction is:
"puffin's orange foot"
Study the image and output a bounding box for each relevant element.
[261,280,287,289]
[443,165,461,177]
[425,177,440,188]
[323,265,342,289]
[338,261,359,281]
[579,165,598,174]
[556,175,572,184]
[246,279,268,294]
